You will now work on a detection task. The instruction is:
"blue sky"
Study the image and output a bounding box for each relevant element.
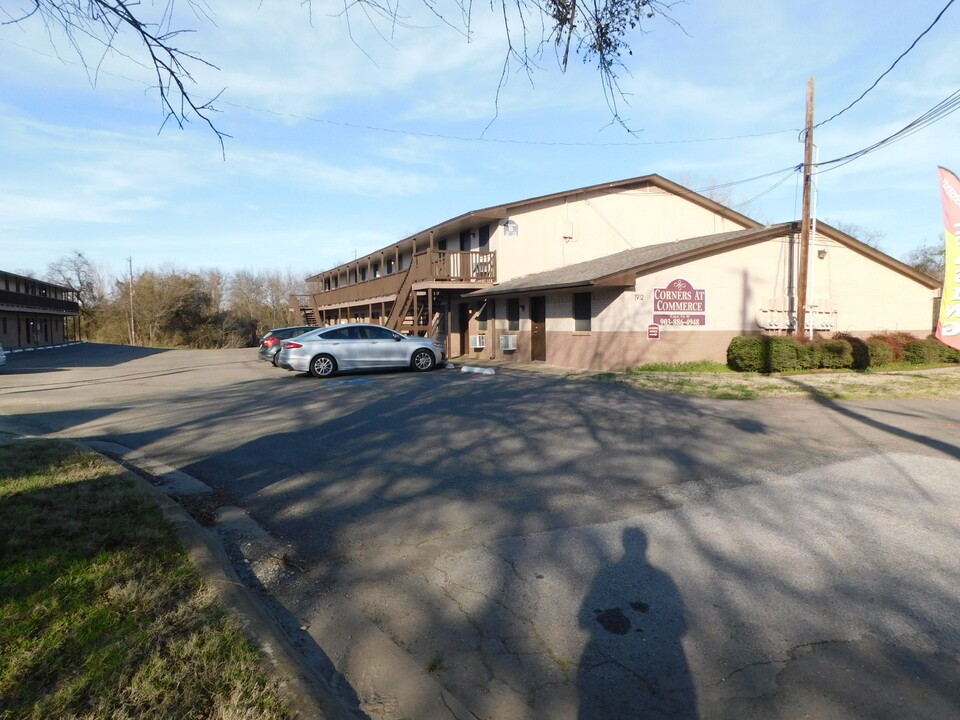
[2,1,957,281]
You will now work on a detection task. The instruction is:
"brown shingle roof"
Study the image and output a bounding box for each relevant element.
[307,174,762,282]
[466,224,795,297]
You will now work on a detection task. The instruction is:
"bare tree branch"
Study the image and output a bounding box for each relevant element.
[8,0,684,145]
[8,1,229,152]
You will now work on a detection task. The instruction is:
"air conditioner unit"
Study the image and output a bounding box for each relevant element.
[499,334,518,351]
[470,334,486,349]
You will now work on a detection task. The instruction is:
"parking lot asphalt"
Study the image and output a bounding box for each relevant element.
[3,343,960,719]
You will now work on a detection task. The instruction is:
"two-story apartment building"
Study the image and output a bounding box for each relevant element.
[1,270,80,350]
[291,175,939,371]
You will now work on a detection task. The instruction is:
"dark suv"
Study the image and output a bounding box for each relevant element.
[257,326,316,365]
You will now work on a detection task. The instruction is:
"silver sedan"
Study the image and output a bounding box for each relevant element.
[277,323,446,378]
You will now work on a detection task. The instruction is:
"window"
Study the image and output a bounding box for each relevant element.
[323,326,360,340]
[438,239,447,251]
[477,303,488,331]
[478,225,490,251]
[459,230,471,252]
[573,292,591,332]
[507,299,520,331]
[373,262,381,278]
[363,326,400,341]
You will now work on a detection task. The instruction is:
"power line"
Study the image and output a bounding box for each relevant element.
[732,168,800,209]
[816,0,957,129]
[814,86,960,173]
[691,167,800,194]
[219,100,796,148]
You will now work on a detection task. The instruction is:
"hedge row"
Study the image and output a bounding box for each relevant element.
[726,332,960,373]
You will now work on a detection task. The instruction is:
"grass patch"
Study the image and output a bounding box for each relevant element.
[628,360,732,373]
[0,439,288,720]
[426,654,445,674]
[585,365,960,400]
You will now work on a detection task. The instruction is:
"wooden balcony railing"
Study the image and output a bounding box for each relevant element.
[0,289,79,314]
[431,250,496,282]
[294,251,496,311]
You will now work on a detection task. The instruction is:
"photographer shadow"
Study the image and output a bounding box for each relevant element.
[578,527,697,719]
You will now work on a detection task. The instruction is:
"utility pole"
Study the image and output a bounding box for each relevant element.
[797,77,815,339]
[127,256,137,346]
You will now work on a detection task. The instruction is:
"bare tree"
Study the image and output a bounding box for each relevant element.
[45,250,107,307]
[905,236,945,281]
[828,221,884,250]
[226,269,312,342]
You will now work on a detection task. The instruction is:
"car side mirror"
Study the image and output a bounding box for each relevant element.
[395,336,403,341]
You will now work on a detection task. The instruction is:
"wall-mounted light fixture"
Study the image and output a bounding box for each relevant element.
[817,249,827,259]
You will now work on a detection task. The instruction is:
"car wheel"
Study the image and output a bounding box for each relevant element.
[310,354,337,378]
[411,348,436,372]
[271,349,282,366]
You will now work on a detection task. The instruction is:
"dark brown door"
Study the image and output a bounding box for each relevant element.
[530,296,546,361]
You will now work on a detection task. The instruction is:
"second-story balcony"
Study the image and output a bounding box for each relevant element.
[0,289,80,315]
[293,250,496,312]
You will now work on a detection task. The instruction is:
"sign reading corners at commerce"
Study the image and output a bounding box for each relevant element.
[653,278,707,327]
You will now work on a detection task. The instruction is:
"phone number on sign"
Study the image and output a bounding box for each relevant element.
[653,315,705,326]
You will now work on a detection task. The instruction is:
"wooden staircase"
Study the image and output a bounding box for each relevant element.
[385,254,442,336]
[387,286,439,337]
[289,294,320,326]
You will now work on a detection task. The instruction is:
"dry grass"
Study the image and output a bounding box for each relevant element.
[587,368,960,400]
[0,439,288,720]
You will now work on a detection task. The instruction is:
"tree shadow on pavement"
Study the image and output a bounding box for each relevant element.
[7,350,960,719]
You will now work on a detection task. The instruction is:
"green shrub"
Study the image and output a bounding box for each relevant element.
[727,335,765,372]
[814,338,854,369]
[903,337,946,364]
[923,334,960,364]
[866,337,895,366]
[727,335,801,373]
[765,337,802,372]
[796,341,817,369]
[943,345,960,364]
[833,333,870,370]
[867,332,915,362]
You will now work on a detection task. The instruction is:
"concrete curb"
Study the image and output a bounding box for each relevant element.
[460,365,496,375]
[4,341,85,354]
[130,474,356,720]
[89,442,356,720]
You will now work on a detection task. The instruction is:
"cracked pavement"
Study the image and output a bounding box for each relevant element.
[3,344,960,719]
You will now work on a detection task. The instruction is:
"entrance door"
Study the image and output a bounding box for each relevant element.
[530,296,546,361]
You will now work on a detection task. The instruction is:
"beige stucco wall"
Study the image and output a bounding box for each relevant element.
[467,231,937,371]
[488,186,753,284]
[587,233,934,336]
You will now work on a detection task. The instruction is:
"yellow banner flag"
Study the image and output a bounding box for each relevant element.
[936,167,960,350]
